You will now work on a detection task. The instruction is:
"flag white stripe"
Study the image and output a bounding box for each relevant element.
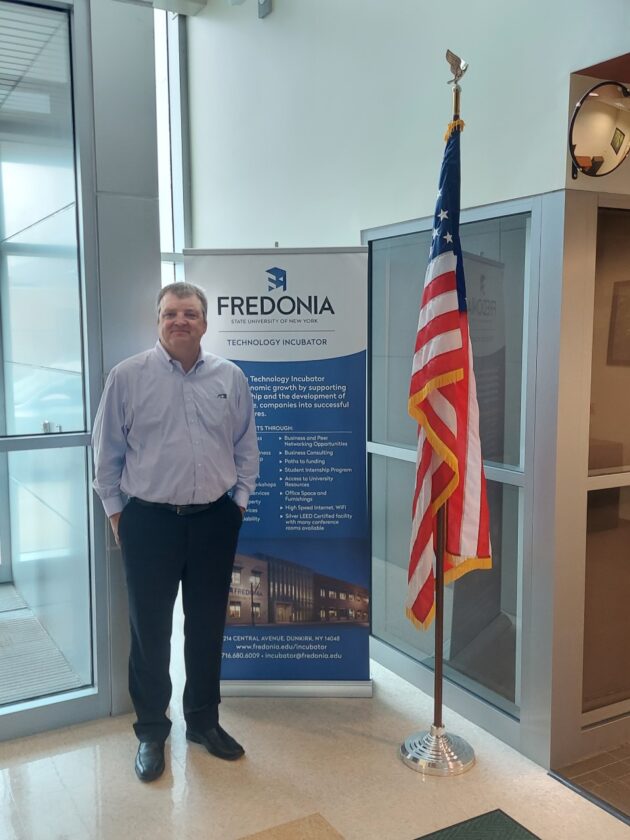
[424,251,457,289]
[427,389,457,436]
[406,540,435,610]
[459,342,482,555]
[412,329,462,375]
[411,444,432,532]
[417,290,458,334]
[410,447,441,544]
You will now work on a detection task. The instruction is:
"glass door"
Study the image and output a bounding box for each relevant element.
[0,1,94,712]
[368,210,531,719]
[583,207,630,721]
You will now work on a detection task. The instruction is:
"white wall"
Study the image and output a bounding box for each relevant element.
[188,0,630,248]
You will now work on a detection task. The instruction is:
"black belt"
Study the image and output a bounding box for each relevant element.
[130,494,228,516]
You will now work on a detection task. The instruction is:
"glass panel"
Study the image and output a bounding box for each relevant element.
[161,261,176,286]
[583,486,630,712]
[0,4,84,437]
[3,208,83,435]
[0,3,92,707]
[0,3,75,242]
[154,10,174,254]
[589,208,630,475]
[371,453,520,716]
[370,214,528,467]
[0,447,91,705]
[371,231,429,449]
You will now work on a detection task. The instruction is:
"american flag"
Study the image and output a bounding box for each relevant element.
[406,122,491,629]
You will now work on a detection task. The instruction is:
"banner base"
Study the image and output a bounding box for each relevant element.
[221,679,372,698]
[399,724,475,775]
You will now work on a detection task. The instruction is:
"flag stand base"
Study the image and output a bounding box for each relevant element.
[400,725,475,776]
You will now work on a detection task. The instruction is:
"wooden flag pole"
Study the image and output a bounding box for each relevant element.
[400,498,475,775]
[433,503,446,730]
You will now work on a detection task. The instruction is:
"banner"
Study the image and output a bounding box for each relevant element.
[184,248,370,692]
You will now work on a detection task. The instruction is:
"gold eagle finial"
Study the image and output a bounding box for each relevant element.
[446,49,468,85]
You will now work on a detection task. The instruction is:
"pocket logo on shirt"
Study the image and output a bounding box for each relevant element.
[217,393,228,399]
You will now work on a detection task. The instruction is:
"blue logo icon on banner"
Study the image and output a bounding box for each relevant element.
[267,267,287,292]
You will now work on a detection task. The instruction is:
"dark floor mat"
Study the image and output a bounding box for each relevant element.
[415,809,540,840]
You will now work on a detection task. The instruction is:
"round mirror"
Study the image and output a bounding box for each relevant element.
[569,81,630,177]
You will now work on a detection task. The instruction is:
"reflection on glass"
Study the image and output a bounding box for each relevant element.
[371,454,519,716]
[589,209,630,475]
[0,3,83,437]
[370,214,528,467]
[0,447,91,705]
[583,486,630,712]
[1,150,75,244]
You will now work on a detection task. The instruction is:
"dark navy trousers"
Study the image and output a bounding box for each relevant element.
[118,494,242,743]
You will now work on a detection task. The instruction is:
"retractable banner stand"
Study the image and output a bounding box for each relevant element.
[184,248,370,696]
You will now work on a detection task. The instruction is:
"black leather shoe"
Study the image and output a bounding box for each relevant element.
[135,741,165,782]
[186,724,245,760]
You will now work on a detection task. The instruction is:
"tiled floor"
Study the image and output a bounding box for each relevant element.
[1,660,630,840]
[239,813,344,840]
[559,743,630,819]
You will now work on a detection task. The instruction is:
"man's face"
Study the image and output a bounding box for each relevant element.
[158,292,207,358]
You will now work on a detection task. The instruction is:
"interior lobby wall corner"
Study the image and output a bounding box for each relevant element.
[185,0,630,250]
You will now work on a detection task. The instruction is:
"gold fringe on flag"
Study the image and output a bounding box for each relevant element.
[406,604,436,631]
[444,118,465,141]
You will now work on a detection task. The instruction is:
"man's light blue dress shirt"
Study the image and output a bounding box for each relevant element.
[92,342,259,517]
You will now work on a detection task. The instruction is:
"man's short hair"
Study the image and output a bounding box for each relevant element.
[157,282,208,321]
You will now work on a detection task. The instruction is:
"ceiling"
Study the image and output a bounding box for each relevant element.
[0,2,68,114]
[0,2,72,155]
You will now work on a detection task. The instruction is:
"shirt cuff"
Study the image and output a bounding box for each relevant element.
[102,495,124,517]
[232,488,249,509]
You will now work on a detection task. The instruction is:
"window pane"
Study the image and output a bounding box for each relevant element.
[0,2,92,710]
[583,486,630,712]
[161,261,176,286]
[0,447,91,704]
[0,5,83,437]
[154,10,173,254]
[371,453,520,716]
[589,208,630,475]
[3,208,83,435]
[370,214,528,467]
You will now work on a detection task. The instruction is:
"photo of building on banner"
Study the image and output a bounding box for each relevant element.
[184,248,369,687]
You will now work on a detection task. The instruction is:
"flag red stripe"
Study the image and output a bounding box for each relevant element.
[421,269,457,305]
[415,309,461,352]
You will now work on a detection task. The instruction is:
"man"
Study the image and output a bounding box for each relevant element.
[92,282,259,782]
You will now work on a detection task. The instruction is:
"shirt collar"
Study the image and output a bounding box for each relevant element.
[154,340,205,373]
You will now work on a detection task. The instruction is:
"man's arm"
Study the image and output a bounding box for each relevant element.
[108,512,122,546]
[92,368,128,542]
[232,371,260,511]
